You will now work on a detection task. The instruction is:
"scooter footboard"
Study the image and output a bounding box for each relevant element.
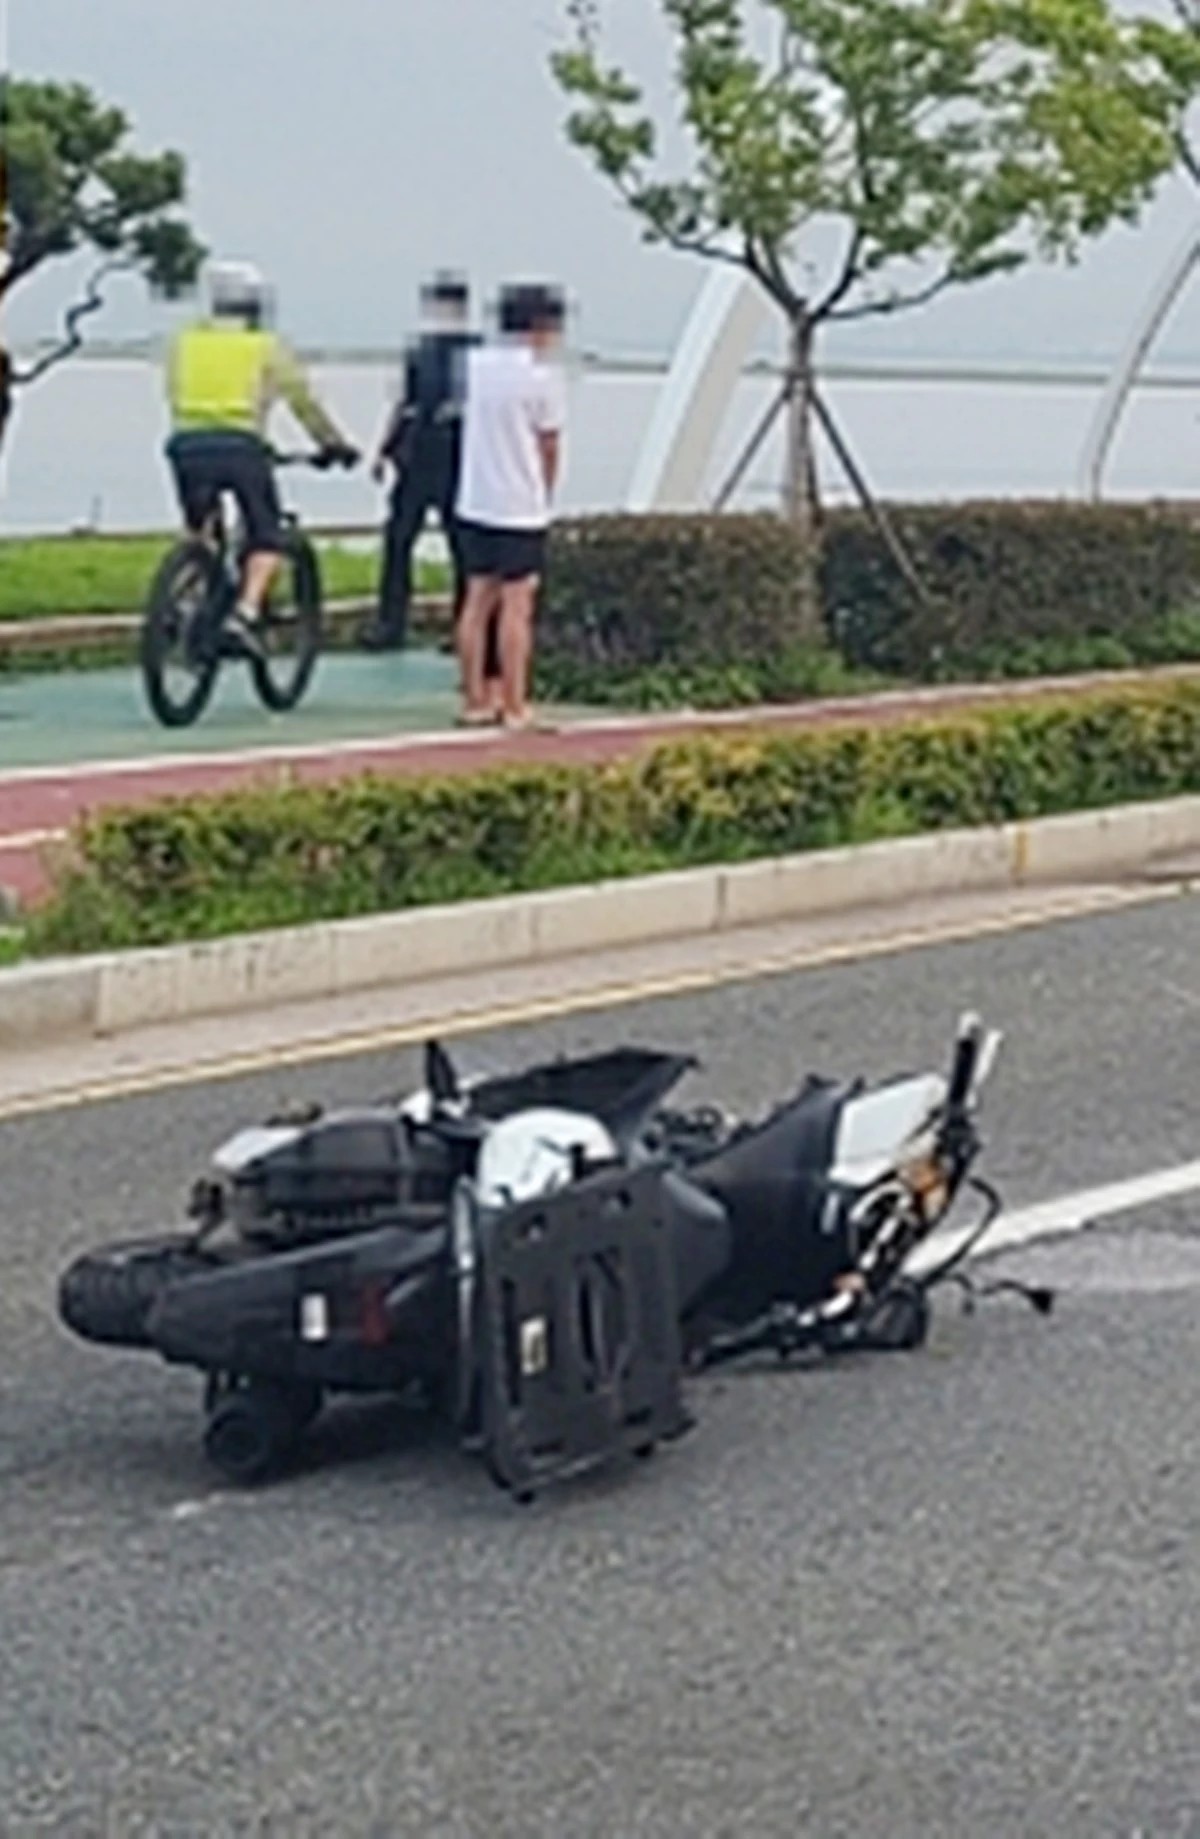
[474,1164,692,1499]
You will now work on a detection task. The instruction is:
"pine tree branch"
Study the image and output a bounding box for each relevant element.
[11,256,134,387]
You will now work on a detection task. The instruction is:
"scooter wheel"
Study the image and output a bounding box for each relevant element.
[58,1237,209,1349]
[203,1386,298,1486]
[864,1281,930,1353]
[287,1383,324,1433]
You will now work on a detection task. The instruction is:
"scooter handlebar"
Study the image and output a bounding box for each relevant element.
[947,1012,983,1114]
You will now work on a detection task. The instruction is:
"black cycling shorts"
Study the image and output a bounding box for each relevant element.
[458,520,546,583]
[166,431,285,554]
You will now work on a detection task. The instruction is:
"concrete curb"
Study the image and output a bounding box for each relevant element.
[0,595,453,657]
[2,793,1198,1052]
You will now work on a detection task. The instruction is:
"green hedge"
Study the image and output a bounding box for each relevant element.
[823,501,1200,673]
[540,515,818,671]
[537,504,1200,692]
[535,644,883,710]
[535,619,1200,711]
[28,679,1200,956]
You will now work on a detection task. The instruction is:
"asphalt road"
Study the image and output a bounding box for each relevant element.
[2,895,1199,1837]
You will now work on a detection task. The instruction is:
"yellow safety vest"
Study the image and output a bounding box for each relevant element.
[168,323,280,434]
[166,319,330,441]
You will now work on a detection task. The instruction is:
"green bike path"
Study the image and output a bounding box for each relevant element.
[0,650,465,772]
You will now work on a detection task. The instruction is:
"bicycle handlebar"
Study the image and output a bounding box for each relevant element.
[268,447,361,472]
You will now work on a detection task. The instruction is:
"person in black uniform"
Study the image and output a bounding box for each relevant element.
[361,273,478,651]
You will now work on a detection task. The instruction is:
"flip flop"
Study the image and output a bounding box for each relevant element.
[502,711,558,734]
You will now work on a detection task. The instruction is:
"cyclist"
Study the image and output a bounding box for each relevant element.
[164,260,359,651]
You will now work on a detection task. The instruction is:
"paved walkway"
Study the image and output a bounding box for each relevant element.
[3,657,1198,907]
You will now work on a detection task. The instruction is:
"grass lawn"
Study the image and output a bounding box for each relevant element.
[0,533,449,621]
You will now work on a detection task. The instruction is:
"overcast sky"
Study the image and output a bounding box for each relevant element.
[8,0,1200,362]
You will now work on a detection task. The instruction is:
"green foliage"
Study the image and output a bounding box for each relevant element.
[821,501,1200,672]
[1140,2,1200,190]
[0,77,204,446]
[536,626,1200,710]
[2,78,205,299]
[0,534,452,674]
[534,505,1200,696]
[553,2,1199,558]
[0,534,398,623]
[553,0,1198,324]
[536,645,881,709]
[933,612,1200,682]
[540,513,822,663]
[29,679,1200,955]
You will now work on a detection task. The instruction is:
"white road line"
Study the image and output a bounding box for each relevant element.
[909,1158,1200,1275]
[0,715,651,788]
[0,726,513,789]
[167,1499,211,1521]
[5,668,1194,789]
[0,828,65,851]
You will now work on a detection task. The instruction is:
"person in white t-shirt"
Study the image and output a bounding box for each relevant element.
[455,282,567,728]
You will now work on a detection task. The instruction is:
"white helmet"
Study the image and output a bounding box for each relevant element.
[208,259,269,321]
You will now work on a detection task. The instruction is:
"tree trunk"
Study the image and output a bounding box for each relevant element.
[782,311,822,643]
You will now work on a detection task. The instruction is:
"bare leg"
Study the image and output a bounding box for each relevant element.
[457,574,501,718]
[484,599,504,716]
[498,575,539,724]
[240,550,283,615]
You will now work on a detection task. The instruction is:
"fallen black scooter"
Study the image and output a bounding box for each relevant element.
[59,1015,1047,1501]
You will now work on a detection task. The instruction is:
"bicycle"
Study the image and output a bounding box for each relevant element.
[141,449,355,729]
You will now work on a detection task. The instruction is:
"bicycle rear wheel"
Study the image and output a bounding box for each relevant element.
[141,540,223,728]
[250,532,323,713]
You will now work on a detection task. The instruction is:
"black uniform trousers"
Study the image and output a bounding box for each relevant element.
[376,431,467,647]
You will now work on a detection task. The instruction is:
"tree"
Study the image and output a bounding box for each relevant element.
[553,0,1200,625]
[1158,0,1200,185]
[0,78,206,450]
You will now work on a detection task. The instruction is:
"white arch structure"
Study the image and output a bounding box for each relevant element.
[632,229,1200,511]
[1078,222,1200,500]
[625,266,769,511]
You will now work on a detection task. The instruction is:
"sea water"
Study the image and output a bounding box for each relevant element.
[2,352,1199,537]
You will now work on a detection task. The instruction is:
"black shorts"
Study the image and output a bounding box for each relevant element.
[166,431,285,554]
[458,520,546,583]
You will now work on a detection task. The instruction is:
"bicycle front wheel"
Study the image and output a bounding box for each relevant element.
[141,540,223,729]
[250,533,323,713]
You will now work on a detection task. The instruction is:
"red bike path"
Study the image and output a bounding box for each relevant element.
[2,666,1195,910]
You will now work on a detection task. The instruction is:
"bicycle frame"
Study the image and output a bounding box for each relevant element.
[197,446,311,574]
[144,446,342,728]
[194,470,300,650]
[181,500,242,665]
